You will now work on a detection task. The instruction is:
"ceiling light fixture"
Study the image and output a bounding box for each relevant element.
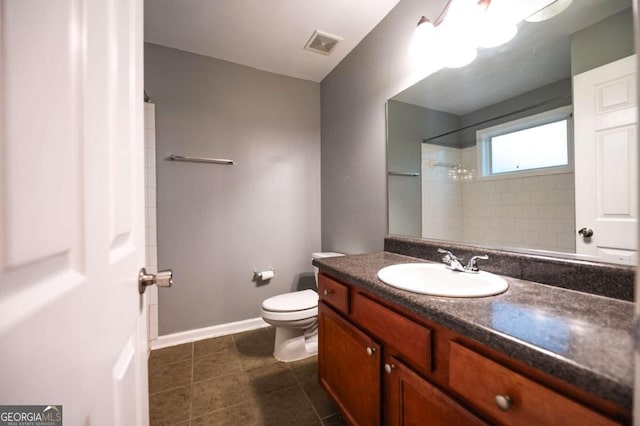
[476,1,518,48]
[410,0,520,69]
[449,165,475,181]
[525,0,572,23]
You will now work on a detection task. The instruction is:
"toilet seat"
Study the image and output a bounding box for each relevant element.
[262,289,317,311]
[261,289,318,321]
[261,306,318,322]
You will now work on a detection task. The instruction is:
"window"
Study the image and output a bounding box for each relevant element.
[477,106,573,178]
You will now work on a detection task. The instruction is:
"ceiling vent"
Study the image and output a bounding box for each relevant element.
[304,30,342,55]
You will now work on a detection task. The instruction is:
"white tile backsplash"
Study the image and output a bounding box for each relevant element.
[146,128,156,148]
[146,167,156,188]
[145,148,155,169]
[422,144,575,253]
[148,246,158,268]
[144,103,159,342]
[149,304,158,340]
[148,225,157,246]
[421,144,464,241]
[146,207,157,227]
[148,285,158,305]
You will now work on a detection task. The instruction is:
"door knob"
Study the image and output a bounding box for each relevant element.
[138,267,173,294]
[578,227,594,238]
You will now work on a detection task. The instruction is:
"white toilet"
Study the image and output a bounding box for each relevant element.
[261,252,344,362]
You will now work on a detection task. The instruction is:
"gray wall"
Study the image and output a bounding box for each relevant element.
[458,78,573,147]
[145,44,321,335]
[387,100,460,236]
[321,0,446,254]
[571,8,633,76]
[321,2,633,255]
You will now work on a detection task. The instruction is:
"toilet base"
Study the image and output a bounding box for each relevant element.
[273,324,318,362]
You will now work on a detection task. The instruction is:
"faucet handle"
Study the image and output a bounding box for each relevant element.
[466,255,489,272]
[437,248,462,264]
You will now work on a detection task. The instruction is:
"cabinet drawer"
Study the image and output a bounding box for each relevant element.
[352,293,432,373]
[318,273,349,315]
[449,342,619,426]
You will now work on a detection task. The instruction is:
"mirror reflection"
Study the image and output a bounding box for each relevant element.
[387,0,636,264]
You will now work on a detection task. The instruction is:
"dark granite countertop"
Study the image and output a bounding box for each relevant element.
[313,251,634,408]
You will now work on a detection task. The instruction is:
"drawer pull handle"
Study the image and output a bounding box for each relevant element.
[384,363,395,374]
[366,347,376,356]
[323,289,335,296]
[495,395,512,411]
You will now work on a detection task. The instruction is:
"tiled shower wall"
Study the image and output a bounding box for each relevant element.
[421,144,463,241]
[422,145,576,253]
[145,103,159,341]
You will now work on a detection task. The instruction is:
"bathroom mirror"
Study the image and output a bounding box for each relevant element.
[387,0,636,264]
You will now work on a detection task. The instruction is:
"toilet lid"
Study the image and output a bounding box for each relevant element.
[262,289,318,312]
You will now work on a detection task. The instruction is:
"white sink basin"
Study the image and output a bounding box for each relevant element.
[377,263,508,297]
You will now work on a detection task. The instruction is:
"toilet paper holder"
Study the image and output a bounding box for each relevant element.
[254,269,275,281]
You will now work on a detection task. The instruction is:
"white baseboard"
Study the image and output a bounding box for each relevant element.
[150,317,270,350]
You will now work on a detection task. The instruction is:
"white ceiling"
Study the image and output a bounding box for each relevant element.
[144,0,400,83]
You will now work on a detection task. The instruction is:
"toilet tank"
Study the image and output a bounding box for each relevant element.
[311,252,344,286]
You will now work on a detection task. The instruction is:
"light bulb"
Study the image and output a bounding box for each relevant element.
[476,0,518,48]
[445,0,485,26]
[443,46,477,68]
[477,21,517,48]
[436,1,481,68]
[409,17,436,57]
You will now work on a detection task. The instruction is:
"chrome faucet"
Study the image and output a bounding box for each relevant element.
[437,249,489,273]
[437,248,465,272]
[465,255,489,273]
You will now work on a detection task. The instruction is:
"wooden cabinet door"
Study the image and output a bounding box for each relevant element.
[318,302,381,426]
[384,355,487,426]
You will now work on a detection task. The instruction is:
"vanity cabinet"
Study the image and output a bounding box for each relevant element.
[317,272,628,426]
[318,302,381,425]
[318,273,485,425]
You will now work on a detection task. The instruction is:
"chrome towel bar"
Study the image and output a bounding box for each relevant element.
[167,154,234,165]
[426,160,461,169]
[388,171,419,177]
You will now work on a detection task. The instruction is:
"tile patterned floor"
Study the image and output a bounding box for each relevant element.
[148,327,347,426]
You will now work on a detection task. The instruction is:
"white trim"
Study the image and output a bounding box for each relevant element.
[477,105,574,180]
[150,317,270,350]
[475,168,574,181]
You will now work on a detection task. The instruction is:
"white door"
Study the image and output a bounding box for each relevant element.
[0,1,148,425]
[573,55,638,265]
